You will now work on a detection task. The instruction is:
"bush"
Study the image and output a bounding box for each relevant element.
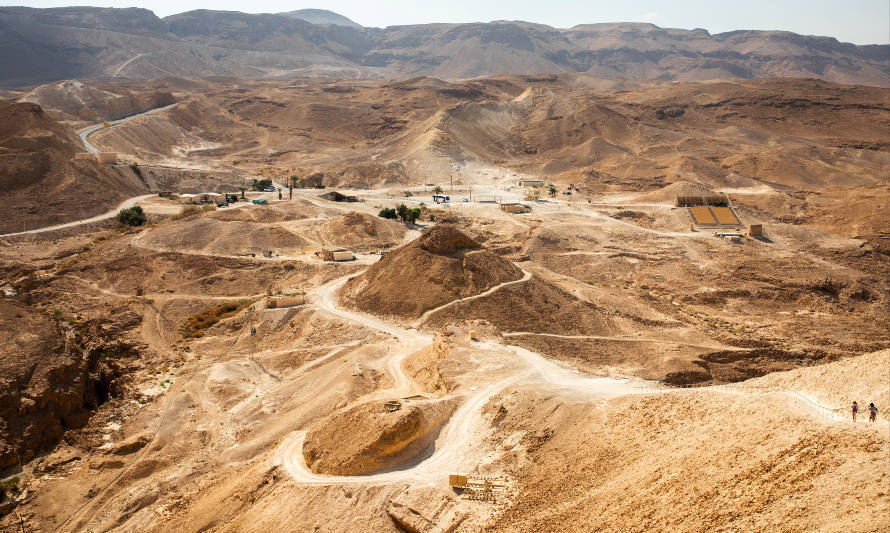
[378,207,398,220]
[394,203,421,224]
[251,178,273,191]
[179,300,253,338]
[118,206,146,226]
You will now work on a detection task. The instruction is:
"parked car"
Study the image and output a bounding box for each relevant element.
[225,194,239,203]
[252,199,268,205]
[263,186,276,192]
[216,201,228,208]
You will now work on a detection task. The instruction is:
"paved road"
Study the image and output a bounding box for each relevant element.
[78,103,177,153]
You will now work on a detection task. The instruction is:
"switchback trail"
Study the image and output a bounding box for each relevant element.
[413,268,533,328]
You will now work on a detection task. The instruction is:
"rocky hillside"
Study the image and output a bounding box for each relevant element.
[0,6,887,86]
[0,99,148,234]
[0,301,123,471]
[20,80,174,124]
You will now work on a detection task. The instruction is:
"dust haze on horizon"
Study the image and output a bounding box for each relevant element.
[7,0,890,45]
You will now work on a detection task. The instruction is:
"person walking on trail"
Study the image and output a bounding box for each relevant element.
[278,190,283,201]
[851,401,859,421]
[868,403,878,423]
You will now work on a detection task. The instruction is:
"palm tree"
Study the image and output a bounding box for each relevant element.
[433,186,443,194]
[548,184,557,197]
[289,175,298,200]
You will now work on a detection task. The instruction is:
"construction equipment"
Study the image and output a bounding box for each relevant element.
[449,475,510,501]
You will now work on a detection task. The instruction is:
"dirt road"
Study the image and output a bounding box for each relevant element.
[0,194,156,237]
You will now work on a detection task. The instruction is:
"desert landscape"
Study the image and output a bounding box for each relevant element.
[0,5,888,533]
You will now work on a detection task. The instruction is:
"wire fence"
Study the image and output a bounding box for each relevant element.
[633,381,847,421]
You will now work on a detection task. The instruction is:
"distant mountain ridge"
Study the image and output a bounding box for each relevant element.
[0,6,888,87]
[279,8,361,27]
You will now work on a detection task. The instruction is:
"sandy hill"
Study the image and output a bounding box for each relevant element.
[635,181,716,203]
[138,216,316,257]
[312,212,408,251]
[1,6,888,86]
[338,225,523,319]
[0,99,148,234]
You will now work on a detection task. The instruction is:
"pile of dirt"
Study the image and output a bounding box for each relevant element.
[403,331,451,395]
[319,212,407,251]
[302,398,455,475]
[338,225,522,319]
[0,99,147,234]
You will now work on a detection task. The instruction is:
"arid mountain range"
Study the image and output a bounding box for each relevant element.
[1,6,888,87]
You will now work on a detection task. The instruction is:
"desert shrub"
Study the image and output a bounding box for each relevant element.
[179,300,253,338]
[118,206,146,226]
[378,207,398,220]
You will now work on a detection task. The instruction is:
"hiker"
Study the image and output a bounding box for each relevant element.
[851,401,859,421]
[278,190,282,200]
[868,403,878,423]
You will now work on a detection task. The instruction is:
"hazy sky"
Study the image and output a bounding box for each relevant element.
[6,0,890,44]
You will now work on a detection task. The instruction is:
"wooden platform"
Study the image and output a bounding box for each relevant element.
[689,206,717,225]
[711,206,740,225]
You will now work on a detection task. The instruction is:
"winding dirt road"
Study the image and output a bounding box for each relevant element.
[277,271,642,485]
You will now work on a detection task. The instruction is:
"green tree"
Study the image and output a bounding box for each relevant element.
[396,203,409,222]
[250,178,273,191]
[378,207,398,220]
[117,206,146,226]
[432,186,443,194]
[548,184,557,197]
[405,207,421,224]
